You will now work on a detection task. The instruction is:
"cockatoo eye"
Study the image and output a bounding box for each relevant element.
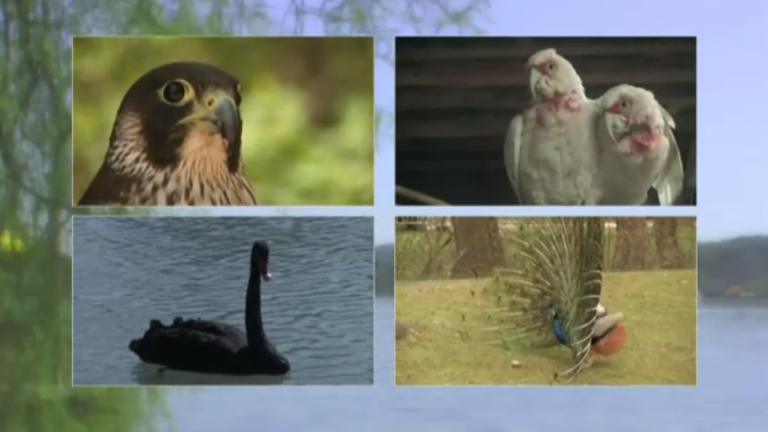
[620,100,630,109]
[547,62,555,71]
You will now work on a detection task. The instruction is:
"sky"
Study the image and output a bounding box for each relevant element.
[193,1,768,244]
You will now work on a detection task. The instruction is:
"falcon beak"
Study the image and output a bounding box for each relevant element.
[178,89,240,147]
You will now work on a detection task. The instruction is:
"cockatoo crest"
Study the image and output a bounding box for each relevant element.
[599,84,668,161]
[526,48,585,102]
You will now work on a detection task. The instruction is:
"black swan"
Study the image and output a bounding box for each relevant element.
[128,240,290,375]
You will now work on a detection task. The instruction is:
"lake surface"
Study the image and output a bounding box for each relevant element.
[72,216,374,385]
[167,299,767,431]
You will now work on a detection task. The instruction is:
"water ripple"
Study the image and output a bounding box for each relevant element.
[170,301,768,431]
[72,216,374,385]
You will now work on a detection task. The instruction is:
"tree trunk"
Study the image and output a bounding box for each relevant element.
[612,218,648,271]
[654,218,680,269]
[680,217,696,268]
[451,217,505,278]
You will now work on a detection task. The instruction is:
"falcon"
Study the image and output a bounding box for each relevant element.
[77,61,257,206]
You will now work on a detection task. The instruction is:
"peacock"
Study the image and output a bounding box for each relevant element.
[489,217,624,383]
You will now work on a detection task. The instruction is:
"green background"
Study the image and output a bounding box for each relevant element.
[72,36,375,205]
[0,0,486,429]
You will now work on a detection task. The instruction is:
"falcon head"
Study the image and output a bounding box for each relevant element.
[78,61,258,206]
[107,61,243,174]
[526,48,585,102]
[600,84,668,160]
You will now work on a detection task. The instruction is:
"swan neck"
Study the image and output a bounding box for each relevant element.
[245,269,267,346]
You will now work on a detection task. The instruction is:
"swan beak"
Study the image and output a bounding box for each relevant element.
[262,272,272,282]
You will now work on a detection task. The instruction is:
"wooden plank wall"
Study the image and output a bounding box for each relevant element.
[395,37,697,205]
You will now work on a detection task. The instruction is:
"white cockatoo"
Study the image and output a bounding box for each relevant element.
[594,84,684,205]
[503,48,601,205]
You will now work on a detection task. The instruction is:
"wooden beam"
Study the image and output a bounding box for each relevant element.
[396,38,696,62]
[396,115,697,140]
[397,68,695,87]
[397,55,695,79]
[397,159,505,173]
[397,96,697,118]
[395,85,696,111]
[397,137,502,155]
[396,132,695,153]
[397,116,507,139]
[397,107,510,122]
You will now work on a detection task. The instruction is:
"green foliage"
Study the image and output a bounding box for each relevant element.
[0,245,171,431]
[72,37,374,205]
[395,221,697,281]
[2,0,489,430]
[1,386,169,432]
[699,235,768,297]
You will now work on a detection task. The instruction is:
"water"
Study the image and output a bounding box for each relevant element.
[72,216,374,385]
[167,300,767,431]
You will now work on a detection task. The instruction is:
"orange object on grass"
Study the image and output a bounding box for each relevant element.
[589,321,627,357]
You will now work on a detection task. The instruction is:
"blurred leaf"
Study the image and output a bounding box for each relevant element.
[1,0,489,430]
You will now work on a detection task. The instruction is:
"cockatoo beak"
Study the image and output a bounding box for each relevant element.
[610,114,662,155]
[628,122,653,135]
[604,111,626,144]
[528,67,544,101]
[625,116,662,150]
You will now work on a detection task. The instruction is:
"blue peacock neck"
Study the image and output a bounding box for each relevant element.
[552,313,569,345]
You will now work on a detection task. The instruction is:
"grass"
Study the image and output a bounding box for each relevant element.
[395,270,697,386]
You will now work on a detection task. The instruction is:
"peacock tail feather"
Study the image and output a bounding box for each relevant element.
[486,217,604,383]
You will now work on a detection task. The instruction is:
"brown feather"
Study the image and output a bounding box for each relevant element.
[75,62,257,206]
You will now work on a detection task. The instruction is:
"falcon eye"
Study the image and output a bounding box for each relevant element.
[162,80,187,104]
